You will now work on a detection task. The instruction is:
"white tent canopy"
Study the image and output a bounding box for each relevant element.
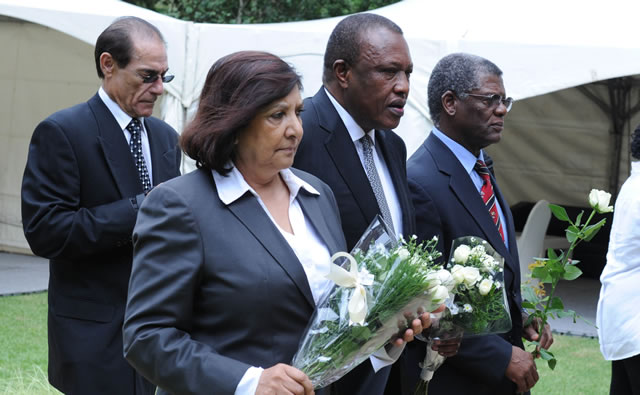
[2,0,639,252]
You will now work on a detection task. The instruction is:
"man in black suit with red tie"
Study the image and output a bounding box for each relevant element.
[21,17,181,395]
[406,53,553,394]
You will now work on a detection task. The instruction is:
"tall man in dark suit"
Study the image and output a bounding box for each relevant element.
[21,17,182,395]
[406,53,553,394]
[293,13,416,395]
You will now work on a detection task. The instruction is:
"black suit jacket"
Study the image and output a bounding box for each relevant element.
[21,93,181,395]
[293,88,415,395]
[123,168,345,395]
[405,132,524,395]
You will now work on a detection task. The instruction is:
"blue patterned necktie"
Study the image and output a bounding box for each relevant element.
[360,134,396,235]
[127,118,152,194]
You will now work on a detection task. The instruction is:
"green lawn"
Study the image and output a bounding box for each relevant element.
[0,292,610,394]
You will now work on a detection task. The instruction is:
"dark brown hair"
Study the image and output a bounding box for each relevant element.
[94,16,164,79]
[180,51,302,174]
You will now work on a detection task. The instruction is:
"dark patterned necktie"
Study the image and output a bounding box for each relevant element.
[360,134,396,235]
[475,159,504,242]
[126,118,152,194]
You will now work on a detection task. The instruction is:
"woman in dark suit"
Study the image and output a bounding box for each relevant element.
[122,51,430,395]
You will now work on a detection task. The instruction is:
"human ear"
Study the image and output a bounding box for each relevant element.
[333,60,351,89]
[100,52,115,78]
[442,90,457,116]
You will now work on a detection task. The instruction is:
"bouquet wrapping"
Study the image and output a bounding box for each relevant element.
[414,236,512,394]
[292,216,449,389]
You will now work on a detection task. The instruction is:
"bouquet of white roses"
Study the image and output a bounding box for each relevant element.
[291,216,449,389]
[414,236,511,394]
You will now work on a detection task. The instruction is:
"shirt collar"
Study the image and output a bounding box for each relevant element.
[98,86,141,131]
[324,87,375,144]
[431,127,485,176]
[213,164,320,205]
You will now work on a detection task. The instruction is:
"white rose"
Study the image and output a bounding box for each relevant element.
[462,266,480,287]
[397,247,410,260]
[453,245,471,264]
[478,278,493,296]
[436,269,455,291]
[425,271,442,290]
[588,189,613,213]
[450,264,465,285]
[430,285,449,304]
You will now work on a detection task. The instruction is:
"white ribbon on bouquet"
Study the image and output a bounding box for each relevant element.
[326,252,374,325]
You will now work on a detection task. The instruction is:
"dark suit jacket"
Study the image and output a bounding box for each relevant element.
[294,88,415,250]
[293,88,415,395]
[405,132,524,395]
[21,93,181,395]
[122,167,346,395]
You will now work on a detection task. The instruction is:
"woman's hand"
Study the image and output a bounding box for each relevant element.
[257,363,314,395]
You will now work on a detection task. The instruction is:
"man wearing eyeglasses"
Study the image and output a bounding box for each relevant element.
[21,16,181,395]
[405,53,553,394]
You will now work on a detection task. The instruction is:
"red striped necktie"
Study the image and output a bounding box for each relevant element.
[474,160,505,242]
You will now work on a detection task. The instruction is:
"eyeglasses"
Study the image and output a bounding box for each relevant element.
[463,93,513,112]
[138,71,175,84]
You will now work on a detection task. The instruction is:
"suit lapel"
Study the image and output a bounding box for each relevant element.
[145,119,179,184]
[88,94,143,198]
[425,135,515,273]
[224,188,316,309]
[296,190,341,255]
[313,89,380,223]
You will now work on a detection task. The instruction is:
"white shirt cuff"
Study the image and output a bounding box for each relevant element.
[370,343,405,372]
[235,366,263,395]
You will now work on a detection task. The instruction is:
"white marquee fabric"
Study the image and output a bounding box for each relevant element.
[2,0,640,252]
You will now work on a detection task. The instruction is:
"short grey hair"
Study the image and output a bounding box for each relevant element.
[427,53,502,125]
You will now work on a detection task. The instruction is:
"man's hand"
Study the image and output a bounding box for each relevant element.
[431,336,461,357]
[522,314,554,352]
[257,364,314,395]
[505,346,538,393]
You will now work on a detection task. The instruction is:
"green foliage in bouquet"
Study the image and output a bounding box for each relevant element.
[447,238,512,336]
[292,234,446,388]
[521,189,613,370]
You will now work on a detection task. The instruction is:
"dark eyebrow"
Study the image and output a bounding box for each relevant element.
[139,68,169,75]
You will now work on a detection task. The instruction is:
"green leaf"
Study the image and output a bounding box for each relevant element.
[557,310,577,319]
[549,204,570,222]
[539,347,555,361]
[583,219,607,242]
[521,286,539,304]
[547,357,557,370]
[546,248,558,260]
[575,211,584,227]
[531,266,551,282]
[566,228,580,243]
[550,296,565,310]
[563,265,582,281]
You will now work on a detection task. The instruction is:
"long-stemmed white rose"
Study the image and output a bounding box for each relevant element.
[588,189,613,213]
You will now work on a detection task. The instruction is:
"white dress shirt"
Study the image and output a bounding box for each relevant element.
[213,165,401,394]
[597,160,640,361]
[431,128,509,248]
[98,86,153,185]
[325,88,404,239]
